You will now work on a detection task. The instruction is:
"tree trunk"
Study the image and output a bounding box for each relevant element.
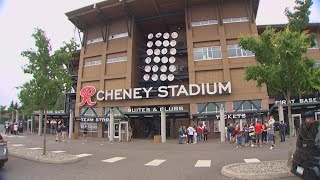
[287,90,293,167]
[43,110,47,155]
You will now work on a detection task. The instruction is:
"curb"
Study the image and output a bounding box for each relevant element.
[9,152,80,164]
[221,160,295,180]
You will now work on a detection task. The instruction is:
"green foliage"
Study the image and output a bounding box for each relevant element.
[18,28,77,113]
[239,27,320,96]
[285,0,313,32]
[0,106,6,115]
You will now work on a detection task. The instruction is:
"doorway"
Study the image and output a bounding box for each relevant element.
[292,114,302,136]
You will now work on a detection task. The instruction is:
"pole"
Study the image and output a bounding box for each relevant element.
[278,104,284,123]
[68,110,74,139]
[110,108,114,143]
[161,109,166,143]
[15,110,19,123]
[220,104,225,142]
[38,110,43,136]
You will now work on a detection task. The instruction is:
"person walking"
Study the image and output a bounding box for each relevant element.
[234,125,243,148]
[203,126,208,142]
[61,124,67,142]
[178,126,183,144]
[196,125,202,142]
[56,124,62,142]
[83,125,88,143]
[243,124,250,146]
[255,121,263,147]
[279,121,286,142]
[187,125,195,144]
[268,116,276,149]
[262,122,268,143]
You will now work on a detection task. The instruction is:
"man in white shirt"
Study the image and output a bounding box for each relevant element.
[187,125,195,144]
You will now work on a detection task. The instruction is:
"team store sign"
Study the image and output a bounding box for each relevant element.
[78,82,231,106]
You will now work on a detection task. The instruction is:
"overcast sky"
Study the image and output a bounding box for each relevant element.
[0,0,319,107]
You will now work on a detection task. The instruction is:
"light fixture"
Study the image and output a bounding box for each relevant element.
[169,65,176,72]
[147,49,153,55]
[153,56,160,63]
[152,74,158,81]
[170,40,177,47]
[163,40,169,47]
[161,48,168,55]
[169,56,175,63]
[145,57,151,64]
[171,32,178,39]
[160,74,167,81]
[156,32,162,38]
[170,48,177,55]
[148,33,153,39]
[152,65,159,72]
[143,74,150,81]
[154,49,160,56]
[147,41,153,48]
[160,65,167,72]
[163,32,170,39]
[145,65,151,72]
[168,74,174,81]
[155,40,162,47]
[161,57,168,63]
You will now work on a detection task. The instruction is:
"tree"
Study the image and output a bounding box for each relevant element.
[7,101,15,122]
[19,28,77,155]
[238,0,319,165]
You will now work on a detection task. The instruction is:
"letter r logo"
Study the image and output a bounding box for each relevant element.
[78,86,97,106]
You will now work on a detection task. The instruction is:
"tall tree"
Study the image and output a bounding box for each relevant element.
[7,101,15,122]
[19,28,77,155]
[238,0,319,165]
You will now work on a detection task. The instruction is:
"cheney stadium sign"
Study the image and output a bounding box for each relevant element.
[78,82,231,106]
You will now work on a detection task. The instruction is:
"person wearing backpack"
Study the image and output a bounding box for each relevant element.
[56,124,62,142]
[203,126,208,142]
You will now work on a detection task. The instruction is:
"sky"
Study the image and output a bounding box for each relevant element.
[0,0,319,108]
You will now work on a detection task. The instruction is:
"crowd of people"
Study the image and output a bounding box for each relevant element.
[4,122,23,135]
[177,124,209,144]
[226,115,287,149]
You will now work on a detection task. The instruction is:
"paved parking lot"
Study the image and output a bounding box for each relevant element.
[2,134,299,180]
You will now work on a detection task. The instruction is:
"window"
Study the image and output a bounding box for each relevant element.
[104,107,125,117]
[86,37,103,45]
[194,46,222,61]
[108,32,128,40]
[191,20,218,27]
[315,60,320,68]
[233,100,261,111]
[310,38,319,49]
[223,17,249,23]
[227,44,254,58]
[107,56,127,63]
[80,122,97,132]
[84,60,101,67]
[197,102,226,113]
[80,108,98,116]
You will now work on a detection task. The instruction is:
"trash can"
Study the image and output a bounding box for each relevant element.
[154,135,161,143]
[73,133,78,139]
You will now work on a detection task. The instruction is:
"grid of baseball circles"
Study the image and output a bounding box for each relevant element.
[143,32,178,82]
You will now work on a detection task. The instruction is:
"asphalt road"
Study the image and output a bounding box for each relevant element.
[1,134,300,180]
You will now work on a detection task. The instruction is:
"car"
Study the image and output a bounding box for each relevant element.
[291,120,320,180]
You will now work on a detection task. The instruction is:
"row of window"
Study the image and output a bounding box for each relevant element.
[191,17,249,27]
[84,57,127,67]
[86,32,129,45]
[83,60,101,67]
[80,100,261,118]
[197,100,262,113]
[194,44,254,61]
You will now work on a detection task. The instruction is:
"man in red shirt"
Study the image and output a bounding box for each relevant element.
[197,125,202,142]
[255,121,263,147]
